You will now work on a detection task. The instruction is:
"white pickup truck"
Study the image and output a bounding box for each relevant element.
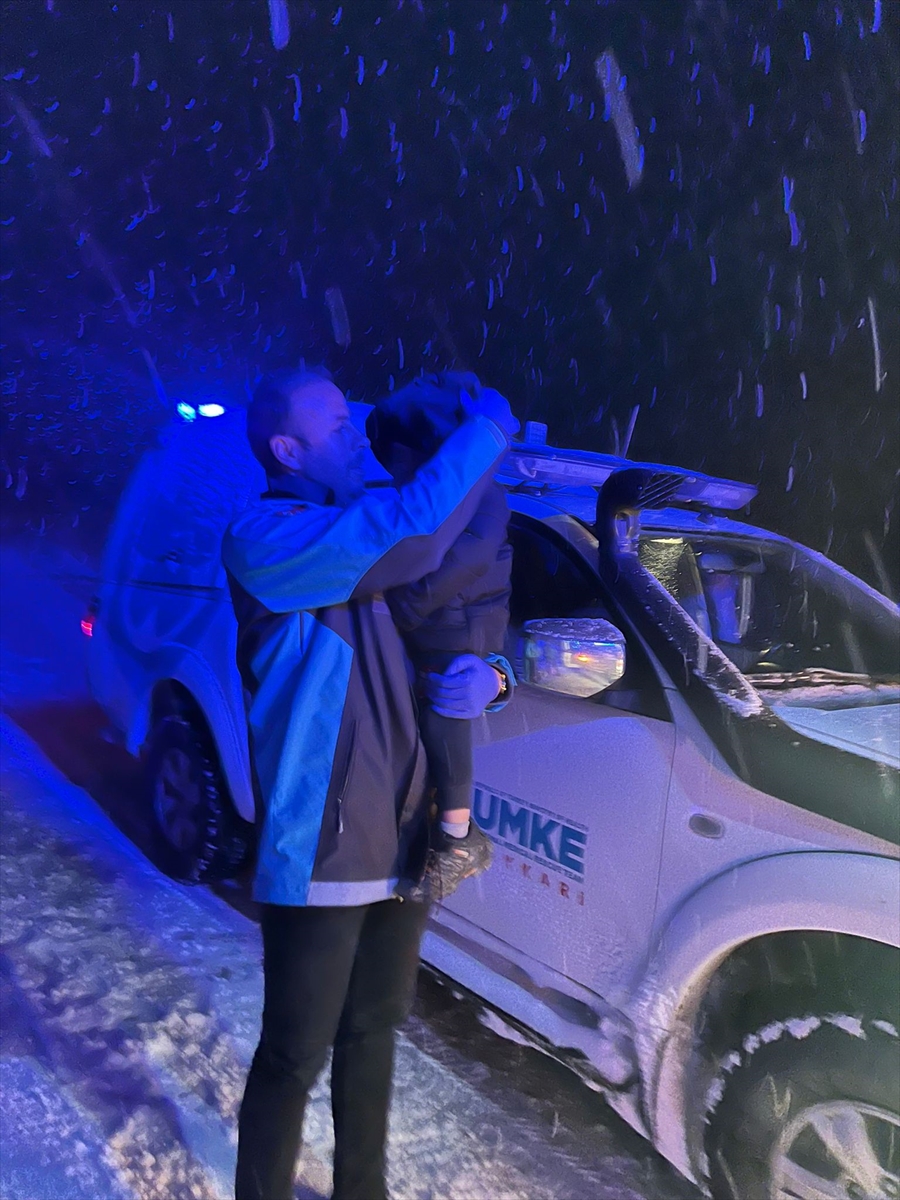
[86,404,900,1200]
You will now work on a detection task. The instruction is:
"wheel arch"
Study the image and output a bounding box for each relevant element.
[630,851,900,1185]
[132,651,255,823]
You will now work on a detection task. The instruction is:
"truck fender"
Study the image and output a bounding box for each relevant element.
[630,850,900,1183]
[126,647,256,824]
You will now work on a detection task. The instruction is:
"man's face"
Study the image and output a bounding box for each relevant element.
[270,381,369,504]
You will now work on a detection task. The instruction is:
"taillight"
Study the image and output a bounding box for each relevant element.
[81,597,99,637]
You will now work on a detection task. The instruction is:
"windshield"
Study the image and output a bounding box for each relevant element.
[638,533,900,697]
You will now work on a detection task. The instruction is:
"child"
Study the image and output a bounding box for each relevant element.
[367,373,513,901]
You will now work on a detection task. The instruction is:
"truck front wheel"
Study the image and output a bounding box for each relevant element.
[704,1014,900,1200]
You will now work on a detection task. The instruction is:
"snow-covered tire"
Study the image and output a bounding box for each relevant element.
[704,1014,900,1200]
[144,712,253,885]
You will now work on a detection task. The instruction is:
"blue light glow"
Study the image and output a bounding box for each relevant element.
[198,403,226,417]
[177,402,197,421]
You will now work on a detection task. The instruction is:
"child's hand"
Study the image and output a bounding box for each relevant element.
[424,654,504,718]
[439,370,482,399]
[459,387,520,439]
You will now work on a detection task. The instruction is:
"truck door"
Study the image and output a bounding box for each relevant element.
[443,514,676,1001]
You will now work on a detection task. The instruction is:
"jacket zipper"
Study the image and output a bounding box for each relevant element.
[335,721,357,834]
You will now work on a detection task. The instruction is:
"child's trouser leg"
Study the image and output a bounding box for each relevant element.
[418,706,474,817]
[410,707,492,901]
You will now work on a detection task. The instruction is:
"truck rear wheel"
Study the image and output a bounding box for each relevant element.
[144,711,253,884]
[705,1014,900,1200]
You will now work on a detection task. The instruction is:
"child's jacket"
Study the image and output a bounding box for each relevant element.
[387,481,512,660]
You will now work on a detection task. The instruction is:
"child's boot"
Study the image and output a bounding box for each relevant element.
[428,821,493,901]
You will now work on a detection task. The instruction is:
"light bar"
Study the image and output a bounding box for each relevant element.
[502,443,757,511]
[669,474,758,510]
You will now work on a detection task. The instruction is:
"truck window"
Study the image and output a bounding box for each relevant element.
[640,534,900,681]
[509,517,670,719]
[508,519,606,630]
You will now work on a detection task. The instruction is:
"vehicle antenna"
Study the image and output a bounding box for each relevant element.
[621,405,640,459]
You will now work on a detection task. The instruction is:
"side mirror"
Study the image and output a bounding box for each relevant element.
[522,618,626,698]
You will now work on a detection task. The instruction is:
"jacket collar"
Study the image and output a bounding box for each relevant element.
[264,472,336,507]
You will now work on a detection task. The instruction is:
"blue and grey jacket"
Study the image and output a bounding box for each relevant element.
[222,415,511,907]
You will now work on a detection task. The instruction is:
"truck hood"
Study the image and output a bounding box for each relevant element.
[769,701,900,770]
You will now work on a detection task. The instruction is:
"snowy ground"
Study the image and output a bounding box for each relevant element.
[0,538,699,1200]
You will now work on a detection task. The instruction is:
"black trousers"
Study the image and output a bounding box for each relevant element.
[417,704,474,816]
[235,898,430,1200]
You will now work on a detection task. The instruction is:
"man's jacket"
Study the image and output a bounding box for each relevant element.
[222,415,508,906]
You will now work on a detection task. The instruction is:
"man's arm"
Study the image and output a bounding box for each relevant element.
[222,416,507,613]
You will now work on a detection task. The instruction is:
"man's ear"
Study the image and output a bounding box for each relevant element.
[270,433,304,472]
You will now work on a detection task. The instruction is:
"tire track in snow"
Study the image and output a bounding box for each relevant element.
[0,798,235,1199]
[1,709,695,1199]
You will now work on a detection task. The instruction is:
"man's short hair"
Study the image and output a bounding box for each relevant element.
[246,364,333,475]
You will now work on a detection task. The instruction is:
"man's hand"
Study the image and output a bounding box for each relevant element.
[425,654,503,719]
[460,386,520,439]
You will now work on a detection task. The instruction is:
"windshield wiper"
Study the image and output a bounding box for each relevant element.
[752,667,900,690]
[753,672,900,691]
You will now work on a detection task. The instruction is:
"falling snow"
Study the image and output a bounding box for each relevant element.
[0,0,896,601]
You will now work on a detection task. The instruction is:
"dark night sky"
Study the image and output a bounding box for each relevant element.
[1,0,898,593]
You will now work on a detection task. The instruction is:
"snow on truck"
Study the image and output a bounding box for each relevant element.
[85,402,900,1200]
